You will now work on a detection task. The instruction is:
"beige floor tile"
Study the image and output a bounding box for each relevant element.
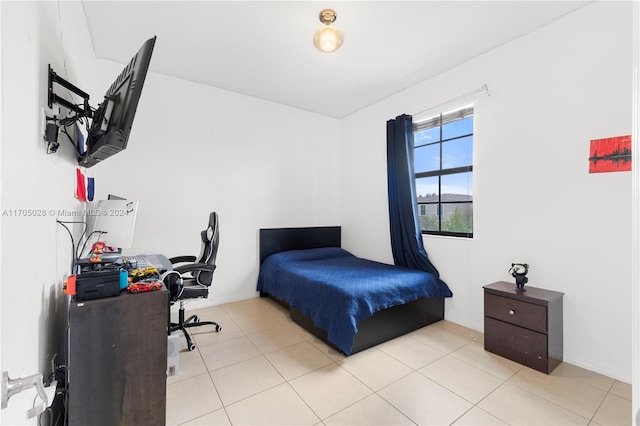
[323,394,414,425]
[419,356,504,404]
[450,341,523,381]
[378,371,473,425]
[221,297,278,317]
[167,347,208,385]
[232,310,291,335]
[429,320,484,342]
[199,335,261,371]
[478,383,589,425]
[166,299,628,426]
[209,356,285,405]
[377,334,446,369]
[609,380,632,401]
[262,298,292,321]
[190,318,244,347]
[185,309,244,347]
[181,408,231,425]
[305,335,348,362]
[408,324,474,354]
[508,367,607,419]
[289,364,373,419]
[166,373,222,426]
[338,347,413,391]
[247,322,308,354]
[265,341,334,380]
[452,406,508,425]
[225,383,320,425]
[591,393,632,426]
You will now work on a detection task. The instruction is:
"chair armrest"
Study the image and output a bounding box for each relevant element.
[174,263,216,275]
[169,255,197,264]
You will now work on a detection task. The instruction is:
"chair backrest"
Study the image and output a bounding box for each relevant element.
[194,212,219,286]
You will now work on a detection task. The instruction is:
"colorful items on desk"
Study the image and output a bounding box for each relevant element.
[127,280,163,294]
[67,253,165,300]
[88,242,118,263]
[91,241,116,254]
[63,270,126,301]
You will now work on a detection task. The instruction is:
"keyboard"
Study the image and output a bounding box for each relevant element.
[116,254,172,271]
[118,255,154,268]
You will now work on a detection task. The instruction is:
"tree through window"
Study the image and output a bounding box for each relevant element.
[414,105,473,238]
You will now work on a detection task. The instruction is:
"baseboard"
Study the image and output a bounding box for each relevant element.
[443,314,483,335]
[562,351,631,384]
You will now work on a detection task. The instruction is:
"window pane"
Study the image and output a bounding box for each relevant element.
[416,176,439,198]
[414,126,440,147]
[441,172,472,197]
[442,116,473,140]
[442,136,473,169]
[418,205,439,232]
[414,144,439,173]
[413,106,473,238]
[440,203,473,234]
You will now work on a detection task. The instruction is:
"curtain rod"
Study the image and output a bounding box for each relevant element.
[412,84,490,118]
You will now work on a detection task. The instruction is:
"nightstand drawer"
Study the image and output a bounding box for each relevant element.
[485,293,547,333]
[484,317,548,372]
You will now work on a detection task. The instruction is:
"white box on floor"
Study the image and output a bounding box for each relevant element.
[167,334,180,377]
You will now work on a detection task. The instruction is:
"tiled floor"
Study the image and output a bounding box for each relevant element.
[166,297,632,425]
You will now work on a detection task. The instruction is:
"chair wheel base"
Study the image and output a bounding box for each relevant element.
[170,303,221,353]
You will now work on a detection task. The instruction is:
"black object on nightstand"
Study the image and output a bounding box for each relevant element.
[483,281,564,374]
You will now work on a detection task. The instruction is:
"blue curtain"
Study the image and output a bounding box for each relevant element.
[386,114,443,280]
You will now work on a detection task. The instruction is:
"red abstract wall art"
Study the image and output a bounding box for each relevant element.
[589,135,632,173]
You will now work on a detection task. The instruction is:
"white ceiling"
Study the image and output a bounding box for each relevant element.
[81,1,591,119]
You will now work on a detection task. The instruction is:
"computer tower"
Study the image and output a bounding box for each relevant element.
[167,333,181,377]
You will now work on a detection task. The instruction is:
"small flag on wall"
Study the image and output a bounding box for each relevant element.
[75,168,94,202]
[588,135,631,173]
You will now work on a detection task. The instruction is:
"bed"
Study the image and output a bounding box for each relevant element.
[257,226,452,355]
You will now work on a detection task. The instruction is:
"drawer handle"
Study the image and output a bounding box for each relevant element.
[509,309,515,315]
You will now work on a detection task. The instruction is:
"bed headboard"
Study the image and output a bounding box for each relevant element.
[259,226,341,264]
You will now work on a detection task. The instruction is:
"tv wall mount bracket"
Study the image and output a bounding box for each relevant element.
[47,65,93,120]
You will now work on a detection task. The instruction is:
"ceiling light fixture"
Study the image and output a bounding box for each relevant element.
[313,9,343,53]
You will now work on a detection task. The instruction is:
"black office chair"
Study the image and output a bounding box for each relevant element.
[163,211,222,351]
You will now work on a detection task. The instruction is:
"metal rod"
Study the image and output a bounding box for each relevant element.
[412,84,490,119]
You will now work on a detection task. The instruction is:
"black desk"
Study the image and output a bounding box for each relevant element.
[67,285,168,425]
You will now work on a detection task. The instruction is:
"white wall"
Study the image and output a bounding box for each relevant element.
[1,2,84,423]
[341,1,633,382]
[58,2,342,307]
[93,71,342,305]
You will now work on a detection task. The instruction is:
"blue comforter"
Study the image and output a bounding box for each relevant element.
[257,247,452,355]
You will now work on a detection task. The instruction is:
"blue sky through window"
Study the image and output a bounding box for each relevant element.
[414,114,473,197]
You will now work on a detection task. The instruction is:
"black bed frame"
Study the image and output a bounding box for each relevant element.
[258,226,445,355]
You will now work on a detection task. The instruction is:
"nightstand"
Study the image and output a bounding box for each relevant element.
[483,281,564,374]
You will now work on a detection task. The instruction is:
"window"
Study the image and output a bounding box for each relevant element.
[414,105,473,237]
